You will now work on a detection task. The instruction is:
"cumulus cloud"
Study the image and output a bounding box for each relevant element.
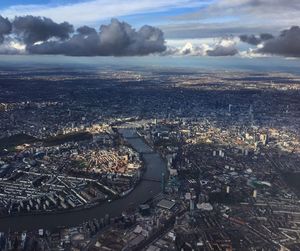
[25,18,166,56]
[257,26,300,57]
[239,33,274,45]
[179,42,209,56]
[207,38,238,56]
[163,42,209,56]
[0,39,26,54]
[13,15,74,45]
[238,26,300,58]
[164,38,238,57]
[0,16,166,56]
[0,16,12,43]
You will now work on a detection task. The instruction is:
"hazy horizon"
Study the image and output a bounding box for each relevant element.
[1,54,299,75]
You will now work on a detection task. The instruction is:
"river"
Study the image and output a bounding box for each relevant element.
[0,128,166,232]
[282,172,300,198]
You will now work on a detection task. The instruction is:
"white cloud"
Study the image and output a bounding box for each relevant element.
[239,48,267,58]
[0,39,26,54]
[179,42,211,56]
[166,38,215,47]
[164,37,238,57]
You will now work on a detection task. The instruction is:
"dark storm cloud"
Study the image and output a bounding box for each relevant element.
[240,34,260,45]
[258,26,300,57]
[28,18,166,56]
[27,32,101,56]
[207,46,238,56]
[12,15,74,45]
[260,33,274,41]
[76,26,97,35]
[239,33,274,45]
[0,16,12,43]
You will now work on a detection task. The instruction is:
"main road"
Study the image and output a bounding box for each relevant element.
[0,128,167,232]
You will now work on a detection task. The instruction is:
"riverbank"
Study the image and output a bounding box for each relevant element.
[0,128,167,232]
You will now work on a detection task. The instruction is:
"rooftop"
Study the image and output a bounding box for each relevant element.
[157,199,175,210]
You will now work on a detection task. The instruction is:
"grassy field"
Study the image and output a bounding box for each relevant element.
[43,132,93,146]
[0,134,38,151]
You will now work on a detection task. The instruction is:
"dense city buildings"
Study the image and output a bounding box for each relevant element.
[0,66,300,250]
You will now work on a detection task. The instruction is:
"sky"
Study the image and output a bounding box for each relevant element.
[0,0,300,59]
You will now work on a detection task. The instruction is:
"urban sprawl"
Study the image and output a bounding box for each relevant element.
[0,67,300,250]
